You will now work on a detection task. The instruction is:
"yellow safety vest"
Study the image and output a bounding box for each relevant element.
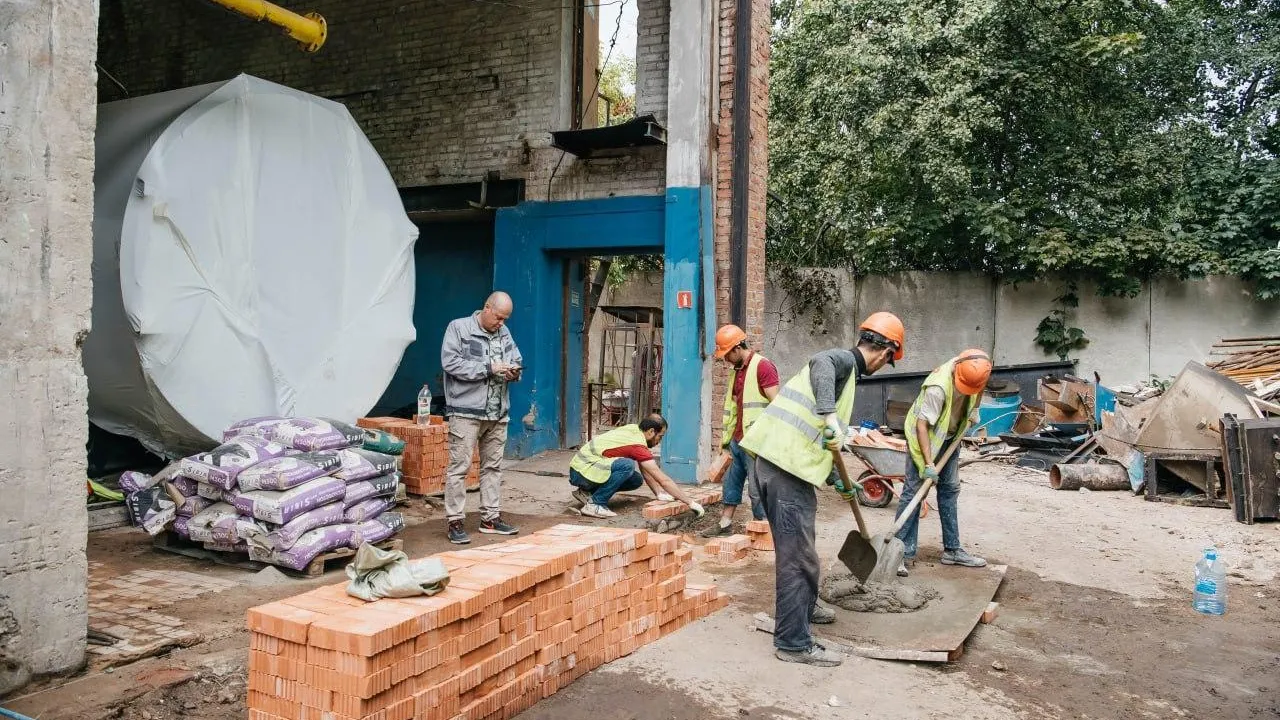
[905,360,980,473]
[722,352,771,448]
[570,424,649,485]
[739,365,857,487]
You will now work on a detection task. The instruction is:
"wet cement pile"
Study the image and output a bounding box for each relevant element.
[819,571,940,613]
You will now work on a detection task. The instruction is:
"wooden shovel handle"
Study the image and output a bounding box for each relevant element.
[890,436,964,535]
[830,448,871,540]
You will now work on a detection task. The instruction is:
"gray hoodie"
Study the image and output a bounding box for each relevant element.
[440,312,523,421]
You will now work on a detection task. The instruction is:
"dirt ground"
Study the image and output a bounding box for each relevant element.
[6,450,1279,720]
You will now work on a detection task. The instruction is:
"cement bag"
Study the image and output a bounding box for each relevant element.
[252,524,354,571]
[349,512,405,548]
[210,515,257,545]
[344,497,394,523]
[236,452,341,492]
[85,75,418,458]
[173,515,191,538]
[120,459,183,493]
[203,540,248,554]
[361,430,405,456]
[343,472,400,508]
[266,418,364,452]
[180,436,288,490]
[332,448,398,482]
[168,476,199,497]
[176,495,215,518]
[125,486,176,536]
[186,502,239,543]
[345,541,449,601]
[240,502,346,553]
[223,416,290,442]
[233,475,346,524]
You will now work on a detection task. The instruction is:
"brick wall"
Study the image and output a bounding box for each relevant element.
[711,0,770,450]
[635,0,671,122]
[96,0,664,200]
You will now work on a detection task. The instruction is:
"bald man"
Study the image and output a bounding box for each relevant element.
[440,291,524,544]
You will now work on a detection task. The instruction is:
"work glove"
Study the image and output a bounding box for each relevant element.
[822,416,844,451]
[688,501,705,518]
[923,465,940,482]
[656,492,675,502]
[833,477,858,502]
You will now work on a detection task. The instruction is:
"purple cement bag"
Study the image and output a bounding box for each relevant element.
[186,502,239,543]
[348,512,405,548]
[236,452,341,492]
[124,486,176,536]
[233,475,346,525]
[255,524,354,571]
[222,416,290,442]
[332,448,399,482]
[241,502,346,552]
[176,495,215,518]
[343,472,400,508]
[210,515,258,545]
[344,497,394,523]
[203,540,248,554]
[266,417,364,452]
[169,476,200,497]
[180,436,288,490]
[173,515,190,538]
[119,471,158,494]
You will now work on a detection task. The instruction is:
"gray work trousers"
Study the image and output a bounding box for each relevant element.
[751,455,820,652]
[444,416,507,522]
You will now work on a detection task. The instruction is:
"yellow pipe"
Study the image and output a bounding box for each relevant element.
[208,0,328,52]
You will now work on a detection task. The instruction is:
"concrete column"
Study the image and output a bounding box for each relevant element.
[661,0,715,482]
[0,0,97,693]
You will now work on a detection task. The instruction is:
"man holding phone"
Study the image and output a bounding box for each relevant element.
[440,291,523,544]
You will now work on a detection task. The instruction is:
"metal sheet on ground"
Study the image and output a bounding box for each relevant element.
[822,563,1006,662]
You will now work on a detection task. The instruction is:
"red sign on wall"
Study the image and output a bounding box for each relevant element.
[676,290,693,309]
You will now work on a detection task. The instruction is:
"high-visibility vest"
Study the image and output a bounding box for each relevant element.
[905,359,980,473]
[570,424,649,485]
[722,352,771,448]
[739,365,856,487]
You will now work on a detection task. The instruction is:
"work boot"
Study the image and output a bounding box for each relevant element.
[941,548,987,568]
[580,503,617,519]
[699,521,734,538]
[775,643,842,667]
[571,489,592,507]
[897,563,909,578]
[447,520,470,545]
[810,604,836,625]
[479,516,519,535]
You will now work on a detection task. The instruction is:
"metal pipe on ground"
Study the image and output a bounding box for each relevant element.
[1050,462,1130,491]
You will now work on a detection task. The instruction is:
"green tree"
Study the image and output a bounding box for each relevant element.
[597,55,637,127]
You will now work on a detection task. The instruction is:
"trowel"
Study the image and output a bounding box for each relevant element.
[836,436,964,584]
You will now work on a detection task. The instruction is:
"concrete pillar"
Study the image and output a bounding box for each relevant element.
[0,0,97,693]
[661,0,716,482]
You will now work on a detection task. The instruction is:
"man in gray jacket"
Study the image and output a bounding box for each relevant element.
[440,291,523,544]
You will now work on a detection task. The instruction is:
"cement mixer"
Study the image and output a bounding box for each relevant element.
[85,75,418,457]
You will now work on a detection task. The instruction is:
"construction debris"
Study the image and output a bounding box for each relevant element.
[1207,336,1280,402]
[1049,463,1130,491]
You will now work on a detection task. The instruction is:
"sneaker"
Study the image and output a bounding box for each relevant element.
[447,520,470,545]
[897,563,910,578]
[775,643,842,667]
[699,522,733,538]
[479,516,519,535]
[571,489,592,507]
[941,549,987,568]
[810,604,836,625]
[579,503,617,519]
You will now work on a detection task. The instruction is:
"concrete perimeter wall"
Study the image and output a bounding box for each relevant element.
[764,271,1280,385]
[0,0,96,693]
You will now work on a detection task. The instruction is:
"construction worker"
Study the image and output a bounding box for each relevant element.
[895,349,993,577]
[701,324,779,537]
[741,312,906,667]
[569,413,706,519]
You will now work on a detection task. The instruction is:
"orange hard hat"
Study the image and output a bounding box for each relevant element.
[954,349,993,395]
[858,311,906,361]
[714,324,747,359]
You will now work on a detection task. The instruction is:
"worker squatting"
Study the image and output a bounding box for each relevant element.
[438,294,993,667]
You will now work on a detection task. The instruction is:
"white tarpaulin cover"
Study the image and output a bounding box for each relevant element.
[86,75,417,457]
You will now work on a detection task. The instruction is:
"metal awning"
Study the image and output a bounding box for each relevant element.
[551,115,667,158]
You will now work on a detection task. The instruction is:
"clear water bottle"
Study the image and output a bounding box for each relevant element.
[1193,546,1227,616]
[417,383,432,424]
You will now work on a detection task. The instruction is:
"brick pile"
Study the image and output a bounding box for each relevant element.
[245,524,727,720]
[357,417,479,497]
[706,451,732,484]
[640,487,723,521]
[745,520,773,551]
[703,534,751,563]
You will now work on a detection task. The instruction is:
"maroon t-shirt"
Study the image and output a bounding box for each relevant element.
[733,353,780,442]
[603,444,655,463]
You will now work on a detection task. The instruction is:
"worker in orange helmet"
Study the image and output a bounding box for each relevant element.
[701,324,781,537]
[895,349,993,577]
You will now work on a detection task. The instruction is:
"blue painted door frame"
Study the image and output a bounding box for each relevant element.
[493,192,710,482]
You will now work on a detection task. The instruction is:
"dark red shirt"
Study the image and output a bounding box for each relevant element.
[733,353,780,442]
[603,444,655,463]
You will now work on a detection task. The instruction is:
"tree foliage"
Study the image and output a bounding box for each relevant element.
[597,56,637,127]
[768,0,1280,299]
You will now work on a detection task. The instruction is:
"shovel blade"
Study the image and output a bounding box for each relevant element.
[865,534,906,585]
[837,531,879,583]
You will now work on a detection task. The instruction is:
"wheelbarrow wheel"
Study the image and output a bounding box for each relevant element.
[855,472,894,508]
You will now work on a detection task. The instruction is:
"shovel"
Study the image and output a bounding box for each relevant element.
[836,435,964,584]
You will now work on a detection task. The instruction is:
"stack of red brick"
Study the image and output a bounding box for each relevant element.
[703,534,751,563]
[745,520,773,551]
[245,524,728,720]
[640,487,723,520]
[357,417,479,496]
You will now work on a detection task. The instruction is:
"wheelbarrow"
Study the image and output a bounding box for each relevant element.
[845,445,931,519]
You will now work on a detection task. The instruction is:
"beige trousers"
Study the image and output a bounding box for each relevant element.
[444,416,507,522]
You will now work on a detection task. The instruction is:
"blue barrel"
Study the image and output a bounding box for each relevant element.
[967,392,1021,437]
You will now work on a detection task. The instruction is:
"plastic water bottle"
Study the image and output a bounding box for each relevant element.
[1193,547,1227,616]
[417,384,432,424]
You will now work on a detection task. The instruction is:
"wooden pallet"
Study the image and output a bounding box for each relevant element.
[152,532,266,571]
[289,538,404,578]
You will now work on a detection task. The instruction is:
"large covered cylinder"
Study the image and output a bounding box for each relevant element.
[86,75,418,457]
